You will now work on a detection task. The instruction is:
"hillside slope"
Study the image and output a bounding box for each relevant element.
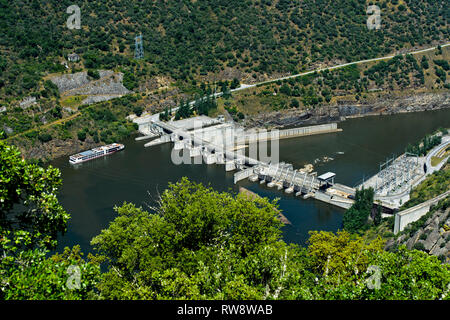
[0,0,449,160]
[0,0,448,99]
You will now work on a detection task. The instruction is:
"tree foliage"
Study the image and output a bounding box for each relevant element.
[0,141,100,299]
[91,178,450,300]
[1,140,449,300]
[0,141,69,249]
[91,177,299,299]
[406,134,442,156]
[1,246,100,300]
[343,188,374,233]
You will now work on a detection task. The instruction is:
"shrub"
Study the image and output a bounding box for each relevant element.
[413,242,425,251]
[38,133,52,143]
[77,130,86,141]
[87,69,100,80]
[133,106,143,117]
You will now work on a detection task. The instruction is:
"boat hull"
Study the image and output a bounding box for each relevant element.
[69,144,124,164]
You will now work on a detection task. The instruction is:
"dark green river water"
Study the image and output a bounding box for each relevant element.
[51,108,450,253]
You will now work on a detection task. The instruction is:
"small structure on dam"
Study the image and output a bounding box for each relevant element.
[318,172,336,188]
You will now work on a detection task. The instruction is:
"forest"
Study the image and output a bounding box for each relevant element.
[0,0,448,101]
[224,47,449,115]
[1,0,449,303]
[0,0,449,158]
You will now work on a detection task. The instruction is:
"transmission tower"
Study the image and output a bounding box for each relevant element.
[134,33,144,59]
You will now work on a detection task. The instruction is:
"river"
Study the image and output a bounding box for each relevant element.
[51,109,450,253]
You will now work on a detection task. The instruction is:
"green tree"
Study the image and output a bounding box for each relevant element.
[38,132,52,143]
[435,66,446,83]
[306,231,450,300]
[91,177,307,299]
[306,230,384,297]
[87,69,100,80]
[175,100,192,120]
[159,106,170,121]
[343,188,374,232]
[2,246,100,300]
[364,246,450,300]
[230,78,240,89]
[0,141,68,248]
[133,106,143,117]
[77,130,87,141]
[373,205,382,226]
[290,99,300,108]
[279,83,291,95]
[0,141,100,299]
[421,56,429,69]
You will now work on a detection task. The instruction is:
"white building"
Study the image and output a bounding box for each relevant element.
[68,53,80,62]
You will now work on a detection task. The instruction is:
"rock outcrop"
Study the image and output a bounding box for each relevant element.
[385,204,450,263]
[49,70,131,105]
[244,92,450,129]
[22,137,102,161]
[50,72,91,93]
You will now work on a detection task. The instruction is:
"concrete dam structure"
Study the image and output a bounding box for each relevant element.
[133,115,354,209]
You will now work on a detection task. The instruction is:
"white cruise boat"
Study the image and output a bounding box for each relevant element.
[69,143,124,164]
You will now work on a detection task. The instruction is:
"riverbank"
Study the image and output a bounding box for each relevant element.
[244,91,450,129]
[9,91,449,163]
[239,186,291,225]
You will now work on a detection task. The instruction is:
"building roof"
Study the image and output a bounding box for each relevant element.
[68,53,80,61]
[318,172,336,181]
[79,150,95,156]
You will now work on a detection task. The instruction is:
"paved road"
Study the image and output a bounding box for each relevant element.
[232,42,450,93]
[426,135,450,174]
[136,42,449,124]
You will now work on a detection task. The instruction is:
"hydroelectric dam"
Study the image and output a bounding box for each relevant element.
[133,114,358,210]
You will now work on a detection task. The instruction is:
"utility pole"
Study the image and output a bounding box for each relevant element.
[135,33,144,59]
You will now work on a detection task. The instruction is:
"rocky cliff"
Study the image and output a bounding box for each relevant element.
[50,70,131,105]
[18,136,103,162]
[385,202,450,264]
